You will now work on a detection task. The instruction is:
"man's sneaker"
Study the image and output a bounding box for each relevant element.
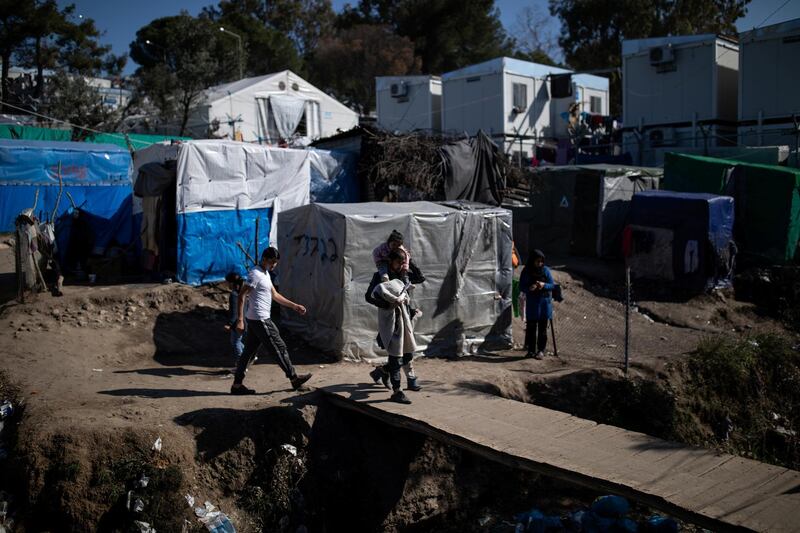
[369,367,384,384]
[230,384,256,395]
[406,377,422,392]
[381,370,390,389]
[534,351,545,360]
[390,391,412,404]
[525,351,535,358]
[290,373,313,390]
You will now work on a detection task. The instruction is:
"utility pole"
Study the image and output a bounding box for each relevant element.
[219,27,243,80]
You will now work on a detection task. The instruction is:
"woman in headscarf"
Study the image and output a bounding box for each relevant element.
[519,249,556,359]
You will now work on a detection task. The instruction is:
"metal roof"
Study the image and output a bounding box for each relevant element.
[441,57,609,91]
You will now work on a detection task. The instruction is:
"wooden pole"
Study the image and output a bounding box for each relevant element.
[236,241,255,267]
[51,161,63,222]
[254,217,260,262]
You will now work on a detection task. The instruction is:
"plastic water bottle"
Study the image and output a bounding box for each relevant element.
[0,402,13,419]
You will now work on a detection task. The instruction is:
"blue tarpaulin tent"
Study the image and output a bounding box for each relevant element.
[174,141,313,285]
[628,190,735,291]
[132,141,357,285]
[0,139,133,259]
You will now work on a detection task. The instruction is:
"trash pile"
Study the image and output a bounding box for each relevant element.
[513,495,678,533]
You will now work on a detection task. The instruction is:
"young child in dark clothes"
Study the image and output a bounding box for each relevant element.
[519,249,556,359]
[224,272,247,370]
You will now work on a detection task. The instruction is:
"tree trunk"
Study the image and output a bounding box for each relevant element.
[35,36,44,99]
[179,95,192,137]
[1,52,10,113]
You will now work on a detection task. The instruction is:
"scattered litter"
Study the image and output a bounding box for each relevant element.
[152,437,162,452]
[478,514,492,526]
[185,494,195,507]
[138,474,150,488]
[0,402,13,419]
[133,498,145,513]
[195,501,215,518]
[319,365,326,369]
[660,336,668,341]
[281,444,298,456]
[195,499,236,532]
[134,520,156,533]
[92,368,103,372]
[748,340,760,347]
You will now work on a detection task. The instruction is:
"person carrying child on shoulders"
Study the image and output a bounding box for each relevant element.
[519,249,556,360]
[373,230,411,282]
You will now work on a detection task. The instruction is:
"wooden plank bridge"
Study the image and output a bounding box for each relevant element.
[323,382,800,532]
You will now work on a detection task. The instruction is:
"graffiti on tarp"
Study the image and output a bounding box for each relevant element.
[293,234,338,263]
[48,164,88,180]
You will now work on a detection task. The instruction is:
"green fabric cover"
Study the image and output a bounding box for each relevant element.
[663,152,736,193]
[0,125,189,150]
[0,124,71,142]
[735,163,800,264]
[663,152,800,263]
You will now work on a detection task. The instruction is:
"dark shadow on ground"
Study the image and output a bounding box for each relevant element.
[98,387,234,398]
[114,367,231,378]
[152,308,333,368]
[175,403,313,460]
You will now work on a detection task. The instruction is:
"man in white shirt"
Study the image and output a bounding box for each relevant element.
[231,247,312,394]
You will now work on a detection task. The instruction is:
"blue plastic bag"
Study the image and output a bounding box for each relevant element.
[591,495,630,518]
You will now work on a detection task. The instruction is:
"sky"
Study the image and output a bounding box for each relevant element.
[57,0,800,76]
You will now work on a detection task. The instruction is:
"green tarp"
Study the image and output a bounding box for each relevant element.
[663,152,737,194]
[0,125,189,150]
[0,124,71,142]
[663,152,800,264]
[735,163,800,265]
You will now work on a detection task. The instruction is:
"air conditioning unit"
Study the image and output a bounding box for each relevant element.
[648,127,677,147]
[649,45,675,65]
[390,82,408,98]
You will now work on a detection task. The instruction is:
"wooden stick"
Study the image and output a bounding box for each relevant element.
[236,241,255,267]
[254,216,260,262]
[66,191,78,211]
[51,161,63,222]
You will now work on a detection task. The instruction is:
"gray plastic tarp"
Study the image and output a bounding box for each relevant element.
[276,201,513,360]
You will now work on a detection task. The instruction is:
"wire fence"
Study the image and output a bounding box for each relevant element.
[515,260,707,371]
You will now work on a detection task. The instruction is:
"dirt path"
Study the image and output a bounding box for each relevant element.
[1,247,790,531]
[0,253,766,438]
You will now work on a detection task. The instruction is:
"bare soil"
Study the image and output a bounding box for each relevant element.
[0,244,793,531]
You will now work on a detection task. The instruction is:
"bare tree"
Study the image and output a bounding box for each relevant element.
[512,5,560,66]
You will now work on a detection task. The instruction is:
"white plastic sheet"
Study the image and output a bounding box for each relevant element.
[269,94,307,139]
[175,140,310,215]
